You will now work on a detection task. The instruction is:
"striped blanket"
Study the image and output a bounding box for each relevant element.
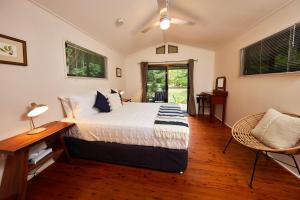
[154,105,189,140]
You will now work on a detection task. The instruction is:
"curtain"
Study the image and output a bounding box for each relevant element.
[141,62,148,102]
[187,59,196,115]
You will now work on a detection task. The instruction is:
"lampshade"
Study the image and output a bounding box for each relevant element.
[26,103,48,134]
[160,16,170,30]
[27,103,48,118]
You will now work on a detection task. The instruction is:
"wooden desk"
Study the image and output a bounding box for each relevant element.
[0,121,74,200]
[196,90,228,123]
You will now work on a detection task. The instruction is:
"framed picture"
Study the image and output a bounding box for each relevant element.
[65,41,107,78]
[168,45,178,53]
[156,45,165,54]
[116,67,122,77]
[0,34,27,66]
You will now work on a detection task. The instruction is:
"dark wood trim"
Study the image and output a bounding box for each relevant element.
[0,34,27,66]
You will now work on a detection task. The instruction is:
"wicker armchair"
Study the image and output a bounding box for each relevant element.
[223,113,300,188]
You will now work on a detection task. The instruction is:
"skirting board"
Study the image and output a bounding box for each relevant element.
[214,114,300,179]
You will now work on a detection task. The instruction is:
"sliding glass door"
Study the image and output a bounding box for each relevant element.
[146,64,188,111]
[168,66,188,111]
[146,66,167,102]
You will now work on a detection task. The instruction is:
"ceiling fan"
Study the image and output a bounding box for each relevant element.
[141,0,196,33]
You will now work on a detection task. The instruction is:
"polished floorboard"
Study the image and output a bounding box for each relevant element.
[27,116,300,199]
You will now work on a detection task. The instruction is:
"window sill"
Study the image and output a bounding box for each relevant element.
[239,71,300,78]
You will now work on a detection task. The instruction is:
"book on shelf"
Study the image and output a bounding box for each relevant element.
[28,148,53,165]
[27,158,55,181]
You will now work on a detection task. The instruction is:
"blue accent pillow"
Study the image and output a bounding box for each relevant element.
[94,91,110,112]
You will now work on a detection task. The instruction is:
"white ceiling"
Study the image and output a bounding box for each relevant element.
[31,0,293,55]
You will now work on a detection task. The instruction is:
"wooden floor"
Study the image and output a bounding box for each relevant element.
[27,116,300,200]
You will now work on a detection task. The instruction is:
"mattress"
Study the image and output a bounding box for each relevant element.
[63,102,189,150]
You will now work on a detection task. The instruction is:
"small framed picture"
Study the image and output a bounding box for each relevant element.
[0,34,27,66]
[116,67,122,77]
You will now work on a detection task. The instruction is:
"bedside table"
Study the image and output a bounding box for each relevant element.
[122,98,132,102]
[0,121,74,200]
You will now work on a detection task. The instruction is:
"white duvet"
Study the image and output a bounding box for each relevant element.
[63,102,189,150]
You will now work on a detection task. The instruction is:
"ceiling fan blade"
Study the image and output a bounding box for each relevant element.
[141,21,160,33]
[157,0,166,11]
[171,18,195,26]
[157,0,168,16]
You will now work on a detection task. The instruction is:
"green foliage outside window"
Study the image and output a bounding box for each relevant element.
[65,42,106,78]
[168,69,188,104]
[147,69,166,102]
[146,67,188,105]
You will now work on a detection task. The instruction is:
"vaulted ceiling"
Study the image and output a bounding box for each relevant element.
[31,0,293,55]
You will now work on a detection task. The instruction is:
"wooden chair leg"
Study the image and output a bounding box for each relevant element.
[249,151,260,188]
[265,152,269,160]
[223,136,233,154]
[291,155,300,175]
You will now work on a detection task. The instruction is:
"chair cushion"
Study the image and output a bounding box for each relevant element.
[251,108,300,149]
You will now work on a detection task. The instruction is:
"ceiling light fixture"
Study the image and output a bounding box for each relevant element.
[160,16,170,30]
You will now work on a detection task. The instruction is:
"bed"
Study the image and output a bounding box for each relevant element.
[61,94,189,172]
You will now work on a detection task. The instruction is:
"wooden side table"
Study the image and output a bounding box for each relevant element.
[0,121,74,200]
[196,91,228,123]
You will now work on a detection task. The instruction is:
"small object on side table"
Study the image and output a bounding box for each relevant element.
[0,121,74,200]
[122,98,132,102]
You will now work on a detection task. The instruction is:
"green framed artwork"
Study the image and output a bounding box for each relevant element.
[65,41,107,78]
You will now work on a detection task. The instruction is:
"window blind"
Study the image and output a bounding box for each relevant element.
[243,41,261,75]
[241,23,300,75]
[260,28,290,73]
[288,24,300,72]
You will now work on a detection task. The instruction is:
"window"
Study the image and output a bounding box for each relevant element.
[241,23,300,75]
[168,45,178,53]
[156,45,165,54]
[146,64,188,111]
[65,41,107,78]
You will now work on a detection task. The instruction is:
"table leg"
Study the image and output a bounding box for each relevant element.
[202,98,205,116]
[0,149,29,200]
[210,103,215,122]
[59,136,71,163]
[222,104,226,124]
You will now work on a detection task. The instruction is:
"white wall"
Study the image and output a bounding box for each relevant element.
[0,0,125,182]
[214,0,300,177]
[124,43,215,107]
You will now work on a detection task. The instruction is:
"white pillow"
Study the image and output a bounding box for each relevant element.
[251,108,300,149]
[69,92,98,118]
[58,97,73,118]
[107,93,122,111]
